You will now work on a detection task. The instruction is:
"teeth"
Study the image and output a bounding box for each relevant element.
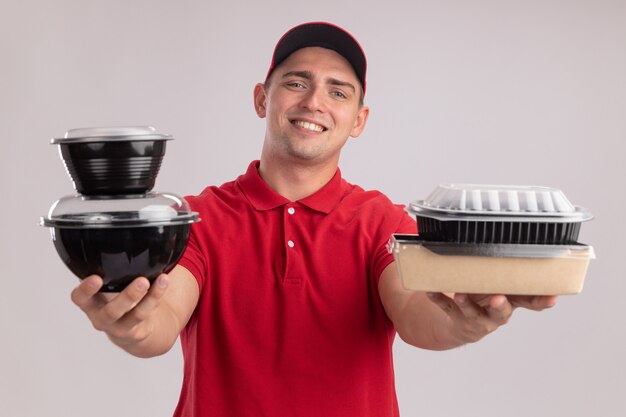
[293,120,324,132]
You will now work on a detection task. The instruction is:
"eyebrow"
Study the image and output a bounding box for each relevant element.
[281,70,356,93]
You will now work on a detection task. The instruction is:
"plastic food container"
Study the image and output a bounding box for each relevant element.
[409,184,593,244]
[41,192,200,292]
[52,126,173,195]
[389,234,595,295]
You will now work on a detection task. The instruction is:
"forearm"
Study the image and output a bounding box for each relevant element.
[378,264,474,350]
[392,291,467,350]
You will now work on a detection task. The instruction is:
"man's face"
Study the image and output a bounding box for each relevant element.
[254,47,369,166]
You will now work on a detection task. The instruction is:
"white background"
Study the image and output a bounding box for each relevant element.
[1,1,625,416]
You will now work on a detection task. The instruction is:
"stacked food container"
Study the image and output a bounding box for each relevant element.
[41,127,200,292]
[390,184,595,295]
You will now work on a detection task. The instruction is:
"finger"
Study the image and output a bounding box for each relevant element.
[485,295,513,324]
[118,274,170,328]
[509,295,559,311]
[427,292,463,319]
[453,294,485,320]
[71,275,104,312]
[97,277,151,325]
[453,294,512,324]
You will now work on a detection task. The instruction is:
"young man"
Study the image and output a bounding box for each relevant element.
[71,22,557,417]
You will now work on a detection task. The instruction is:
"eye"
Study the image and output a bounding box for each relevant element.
[331,90,348,99]
[286,81,306,89]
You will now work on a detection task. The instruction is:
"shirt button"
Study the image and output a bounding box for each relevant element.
[287,240,295,248]
[287,207,295,215]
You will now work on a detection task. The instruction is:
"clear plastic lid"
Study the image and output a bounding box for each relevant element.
[409,184,593,222]
[41,192,199,228]
[390,234,596,260]
[51,126,173,144]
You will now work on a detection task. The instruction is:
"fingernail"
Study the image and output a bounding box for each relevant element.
[157,275,169,288]
[86,278,99,289]
[455,294,467,304]
[492,295,506,308]
[135,280,149,291]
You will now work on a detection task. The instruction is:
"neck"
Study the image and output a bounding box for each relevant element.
[258,154,339,201]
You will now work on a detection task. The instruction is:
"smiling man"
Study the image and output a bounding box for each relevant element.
[71,22,557,417]
[254,44,369,201]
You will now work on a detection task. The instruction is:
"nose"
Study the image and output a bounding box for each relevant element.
[299,86,325,112]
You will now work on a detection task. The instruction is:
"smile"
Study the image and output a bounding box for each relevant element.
[291,120,327,132]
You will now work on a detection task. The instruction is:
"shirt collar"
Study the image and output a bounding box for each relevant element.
[237,160,350,214]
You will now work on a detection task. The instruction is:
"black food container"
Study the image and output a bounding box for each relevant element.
[51,126,172,195]
[44,126,200,291]
[409,184,593,244]
[42,192,200,292]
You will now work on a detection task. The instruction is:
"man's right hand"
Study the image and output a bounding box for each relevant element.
[71,274,170,347]
[70,266,200,357]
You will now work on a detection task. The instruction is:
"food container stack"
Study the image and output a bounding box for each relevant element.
[390,184,594,295]
[41,127,200,292]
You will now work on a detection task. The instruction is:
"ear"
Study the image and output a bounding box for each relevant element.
[349,105,370,138]
[253,83,267,118]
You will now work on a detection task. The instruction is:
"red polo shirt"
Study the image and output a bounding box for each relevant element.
[175,161,416,417]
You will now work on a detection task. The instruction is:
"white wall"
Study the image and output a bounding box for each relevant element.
[1,1,624,416]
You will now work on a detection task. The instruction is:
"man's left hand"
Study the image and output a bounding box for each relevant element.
[426,293,558,344]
